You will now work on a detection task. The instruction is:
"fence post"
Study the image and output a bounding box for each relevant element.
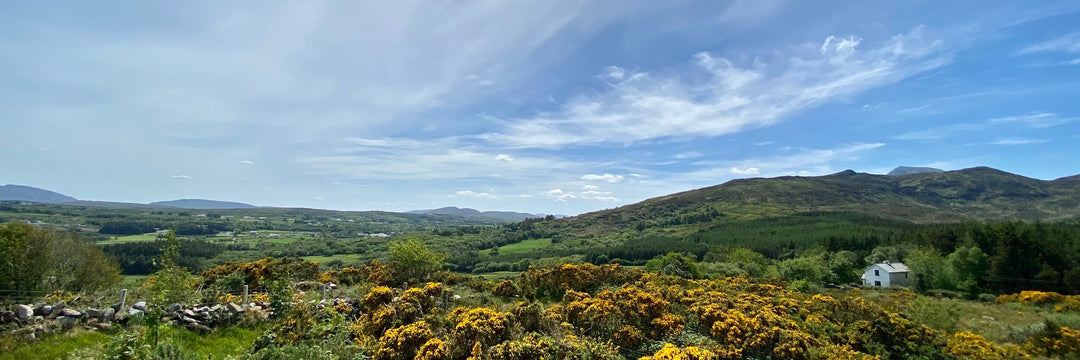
[242,285,249,304]
[118,288,127,310]
[321,285,328,301]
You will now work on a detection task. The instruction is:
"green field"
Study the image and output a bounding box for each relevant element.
[480,238,552,255]
[301,253,366,265]
[97,233,161,245]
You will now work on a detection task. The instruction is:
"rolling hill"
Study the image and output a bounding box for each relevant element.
[409,207,541,221]
[546,166,1080,237]
[149,199,257,209]
[0,184,77,203]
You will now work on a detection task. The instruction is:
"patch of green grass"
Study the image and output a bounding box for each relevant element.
[0,329,110,360]
[121,275,149,288]
[480,238,552,255]
[476,271,519,280]
[159,325,264,358]
[302,253,365,264]
[97,233,161,245]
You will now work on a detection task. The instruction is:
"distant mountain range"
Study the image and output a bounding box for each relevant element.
[0,185,256,209]
[0,185,77,203]
[150,199,257,209]
[408,207,548,221]
[887,166,944,176]
[547,166,1080,237]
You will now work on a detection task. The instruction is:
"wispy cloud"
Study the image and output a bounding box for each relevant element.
[986,138,1050,146]
[484,26,949,148]
[894,123,986,140]
[988,112,1071,128]
[450,190,497,199]
[1016,33,1080,55]
[240,160,255,165]
[171,175,193,180]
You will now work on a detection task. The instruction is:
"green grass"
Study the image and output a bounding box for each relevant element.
[121,275,149,288]
[480,238,552,255]
[302,253,365,264]
[0,325,265,360]
[476,271,520,280]
[97,233,161,245]
[0,329,110,360]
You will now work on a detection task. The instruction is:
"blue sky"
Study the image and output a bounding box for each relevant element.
[2,1,1079,215]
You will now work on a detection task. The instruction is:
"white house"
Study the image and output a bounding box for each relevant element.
[862,261,910,287]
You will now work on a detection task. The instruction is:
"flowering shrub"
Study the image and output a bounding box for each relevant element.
[374,321,433,360]
[200,257,319,289]
[450,307,511,349]
[944,332,1030,360]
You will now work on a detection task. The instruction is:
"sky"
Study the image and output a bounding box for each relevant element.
[3,1,1080,215]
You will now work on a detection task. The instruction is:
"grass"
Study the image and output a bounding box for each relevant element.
[0,329,110,360]
[480,238,552,255]
[302,253,366,264]
[121,275,149,288]
[97,233,161,245]
[0,325,265,360]
[476,271,520,280]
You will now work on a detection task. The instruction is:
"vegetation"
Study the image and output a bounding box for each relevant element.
[0,222,121,297]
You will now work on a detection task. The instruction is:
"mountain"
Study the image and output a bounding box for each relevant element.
[149,199,256,209]
[0,184,77,203]
[548,166,1080,237]
[409,207,542,221]
[887,166,944,175]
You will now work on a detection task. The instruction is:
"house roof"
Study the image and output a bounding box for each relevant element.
[868,262,909,273]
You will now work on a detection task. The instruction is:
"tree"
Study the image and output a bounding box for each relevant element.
[388,239,447,283]
[947,246,990,297]
[778,256,828,284]
[0,222,120,294]
[644,252,702,279]
[904,247,952,292]
[825,250,860,284]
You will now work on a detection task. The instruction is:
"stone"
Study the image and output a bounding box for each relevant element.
[168,303,182,313]
[183,309,198,318]
[15,304,33,322]
[35,304,52,316]
[59,309,82,317]
[227,302,245,314]
[127,309,143,317]
[132,301,147,310]
[101,308,116,321]
[181,316,198,324]
[210,304,223,312]
[58,316,78,326]
[1,311,14,323]
[85,309,101,318]
[95,322,112,331]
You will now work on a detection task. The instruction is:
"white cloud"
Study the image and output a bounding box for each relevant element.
[582,173,625,183]
[988,112,1071,128]
[314,196,324,200]
[171,175,193,180]
[582,184,599,190]
[543,188,576,202]
[670,143,885,183]
[754,141,775,146]
[1016,33,1080,55]
[240,160,255,165]
[485,26,949,148]
[674,151,704,159]
[893,123,985,140]
[451,190,497,199]
[987,138,1050,146]
[729,167,761,175]
[495,154,514,162]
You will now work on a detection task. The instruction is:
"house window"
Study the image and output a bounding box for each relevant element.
[874,270,880,276]
[874,281,881,286]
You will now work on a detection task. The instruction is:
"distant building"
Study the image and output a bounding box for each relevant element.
[267,233,280,239]
[862,261,909,287]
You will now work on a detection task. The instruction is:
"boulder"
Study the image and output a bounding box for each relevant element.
[101,308,116,321]
[58,316,78,326]
[35,304,52,316]
[167,304,182,313]
[227,302,245,314]
[127,309,143,317]
[59,309,82,317]
[1,311,14,323]
[85,308,101,319]
[181,316,198,324]
[15,304,33,322]
[132,301,147,310]
[183,309,199,318]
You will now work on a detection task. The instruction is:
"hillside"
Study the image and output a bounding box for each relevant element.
[409,206,541,221]
[150,199,257,209]
[0,184,77,203]
[887,166,944,175]
[540,166,1080,239]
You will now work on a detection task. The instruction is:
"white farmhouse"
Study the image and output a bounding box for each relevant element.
[862,261,910,287]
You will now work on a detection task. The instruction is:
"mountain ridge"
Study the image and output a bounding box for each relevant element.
[409,207,545,221]
[0,184,78,203]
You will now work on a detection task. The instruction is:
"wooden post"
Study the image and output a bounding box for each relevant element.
[242,285,249,304]
[118,288,127,310]
[321,285,328,301]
